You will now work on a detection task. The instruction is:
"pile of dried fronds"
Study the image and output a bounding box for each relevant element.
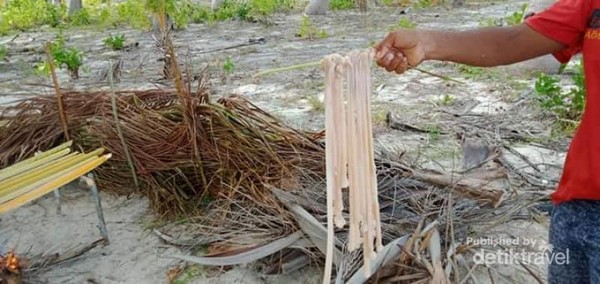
[0,86,325,220]
[155,154,546,283]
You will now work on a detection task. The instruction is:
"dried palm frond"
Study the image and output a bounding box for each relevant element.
[0,2,326,250]
[0,83,325,223]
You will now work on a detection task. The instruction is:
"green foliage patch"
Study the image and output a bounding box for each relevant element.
[0,0,302,34]
[534,59,586,133]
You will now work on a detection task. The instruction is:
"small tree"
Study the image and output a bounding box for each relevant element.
[304,0,329,15]
[68,0,82,15]
[212,0,223,10]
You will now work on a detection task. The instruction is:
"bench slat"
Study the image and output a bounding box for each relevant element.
[0,142,111,215]
[0,141,74,181]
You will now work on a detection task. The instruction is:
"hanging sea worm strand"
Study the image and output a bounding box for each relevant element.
[322,53,348,284]
[323,49,383,282]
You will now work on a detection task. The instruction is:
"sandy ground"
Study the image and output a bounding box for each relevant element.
[1,184,323,283]
[0,0,572,283]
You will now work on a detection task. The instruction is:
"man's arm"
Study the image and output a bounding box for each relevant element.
[423,24,565,66]
[375,23,566,74]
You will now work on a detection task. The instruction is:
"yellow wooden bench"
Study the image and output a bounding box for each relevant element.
[0,141,112,242]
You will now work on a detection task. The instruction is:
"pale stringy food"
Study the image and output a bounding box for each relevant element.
[321,49,383,283]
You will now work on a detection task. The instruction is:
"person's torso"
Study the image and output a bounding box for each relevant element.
[553,2,600,204]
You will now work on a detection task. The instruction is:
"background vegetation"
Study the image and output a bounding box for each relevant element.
[0,0,587,133]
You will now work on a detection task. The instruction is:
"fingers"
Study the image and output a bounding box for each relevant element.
[374,31,414,74]
[394,56,409,74]
[375,52,392,70]
[376,51,409,74]
[374,32,397,58]
[374,42,389,60]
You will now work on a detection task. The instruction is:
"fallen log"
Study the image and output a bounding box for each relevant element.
[410,170,506,208]
[377,160,506,208]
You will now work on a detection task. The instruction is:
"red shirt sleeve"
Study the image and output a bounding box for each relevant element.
[524,0,593,63]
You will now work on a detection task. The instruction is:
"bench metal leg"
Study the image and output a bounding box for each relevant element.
[53,189,62,215]
[85,173,109,244]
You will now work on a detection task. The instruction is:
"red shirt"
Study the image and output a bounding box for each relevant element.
[525,0,600,205]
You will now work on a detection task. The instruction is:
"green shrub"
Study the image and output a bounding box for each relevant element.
[505,3,528,26]
[37,31,84,79]
[330,0,354,10]
[456,64,486,79]
[0,0,67,34]
[0,45,6,61]
[534,59,586,131]
[54,46,84,78]
[69,8,92,26]
[478,16,501,27]
[103,34,126,50]
[250,0,277,17]
[48,3,68,27]
[223,56,235,74]
[389,17,416,31]
[478,3,529,28]
[116,0,151,29]
[414,0,441,9]
[297,15,327,40]
[187,0,250,23]
[0,0,295,34]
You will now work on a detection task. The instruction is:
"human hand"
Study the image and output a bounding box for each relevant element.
[373,29,426,74]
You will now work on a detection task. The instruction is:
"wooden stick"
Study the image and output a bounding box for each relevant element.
[253,60,465,84]
[45,42,69,141]
[253,61,324,78]
[108,60,140,192]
